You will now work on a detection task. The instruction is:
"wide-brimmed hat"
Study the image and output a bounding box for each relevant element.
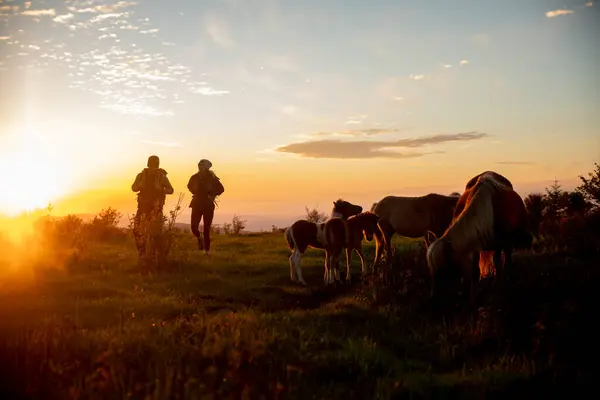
[198,159,212,169]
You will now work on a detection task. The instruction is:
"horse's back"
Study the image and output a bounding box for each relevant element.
[374,194,457,237]
[466,171,513,191]
[288,219,323,251]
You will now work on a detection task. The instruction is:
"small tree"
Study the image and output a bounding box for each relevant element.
[232,215,247,235]
[544,179,567,221]
[565,191,590,216]
[222,222,232,234]
[576,162,600,206]
[524,193,545,236]
[304,206,327,223]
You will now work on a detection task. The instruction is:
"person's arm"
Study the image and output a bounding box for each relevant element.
[131,172,143,192]
[187,175,196,194]
[163,174,174,195]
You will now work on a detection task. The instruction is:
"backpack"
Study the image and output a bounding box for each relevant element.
[210,173,225,196]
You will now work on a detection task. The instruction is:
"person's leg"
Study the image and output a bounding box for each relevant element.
[190,207,204,250]
[133,208,145,257]
[202,205,215,253]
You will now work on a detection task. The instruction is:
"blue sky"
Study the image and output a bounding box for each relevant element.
[0,0,599,223]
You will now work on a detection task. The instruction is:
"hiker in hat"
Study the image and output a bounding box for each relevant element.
[187,159,225,255]
[131,155,174,257]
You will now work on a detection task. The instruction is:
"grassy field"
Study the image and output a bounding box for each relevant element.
[0,230,598,399]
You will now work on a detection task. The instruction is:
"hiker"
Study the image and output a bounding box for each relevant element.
[187,159,225,255]
[131,155,174,258]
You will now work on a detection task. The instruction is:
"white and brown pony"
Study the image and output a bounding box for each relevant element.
[371,193,461,264]
[284,199,363,285]
[322,211,381,285]
[426,171,533,303]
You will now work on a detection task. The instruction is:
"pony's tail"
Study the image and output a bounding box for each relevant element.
[284,227,295,251]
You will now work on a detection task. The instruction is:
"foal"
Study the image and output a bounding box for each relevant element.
[284,199,363,285]
[323,211,380,285]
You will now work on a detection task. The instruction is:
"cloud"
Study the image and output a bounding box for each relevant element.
[1,0,228,117]
[67,1,138,14]
[21,9,56,17]
[545,9,575,17]
[141,140,183,148]
[459,59,469,66]
[312,127,412,138]
[189,86,230,96]
[53,14,74,24]
[410,74,425,80]
[205,14,234,48]
[495,161,535,166]
[274,131,487,159]
[346,114,368,124]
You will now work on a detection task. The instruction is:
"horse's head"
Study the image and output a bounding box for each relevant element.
[350,211,380,241]
[332,199,363,219]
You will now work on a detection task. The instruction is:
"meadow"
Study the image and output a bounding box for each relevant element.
[1,215,598,399]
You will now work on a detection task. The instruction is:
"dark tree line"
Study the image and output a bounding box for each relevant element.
[523,163,600,254]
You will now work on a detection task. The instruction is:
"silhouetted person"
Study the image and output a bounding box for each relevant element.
[187,159,224,255]
[131,155,174,258]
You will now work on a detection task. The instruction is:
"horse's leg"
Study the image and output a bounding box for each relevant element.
[374,224,385,265]
[333,248,342,283]
[288,250,296,282]
[324,251,330,285]
[468,252,481,304]
[492,248,504,289]
[345,247,353,283]
[292,250,307,286]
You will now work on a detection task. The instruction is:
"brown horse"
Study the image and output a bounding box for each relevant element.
[371,193,460,264]
[284,199,363,285]
[426,171,533,302]
[323,211,381,285]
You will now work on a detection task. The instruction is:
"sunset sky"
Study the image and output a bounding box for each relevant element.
[1,0,599,229]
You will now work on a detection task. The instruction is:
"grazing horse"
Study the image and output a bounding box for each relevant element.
[284,199,363,285]
[371,193,460,264]
[425,171,533,303]
[323,211,381,285]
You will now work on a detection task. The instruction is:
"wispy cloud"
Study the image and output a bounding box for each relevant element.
[346,114,368,124]
[205,13,234,48]
[311,127,413,138]
[459,59,470,66]
[546,9,575,18]
[67,1,139,14]
[1,0,227,117]
[21,9,56,17]
[545,2,593,18]
[141,140,183,148]
[274,131,487,159]
[189,86,230,96]
[496,161,535,165]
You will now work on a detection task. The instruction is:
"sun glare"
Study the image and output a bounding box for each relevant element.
[0,127,72,216]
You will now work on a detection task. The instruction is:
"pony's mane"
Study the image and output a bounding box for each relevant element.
[441,176,507,253]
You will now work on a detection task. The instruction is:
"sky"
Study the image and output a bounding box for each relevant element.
[0,0,599,229]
